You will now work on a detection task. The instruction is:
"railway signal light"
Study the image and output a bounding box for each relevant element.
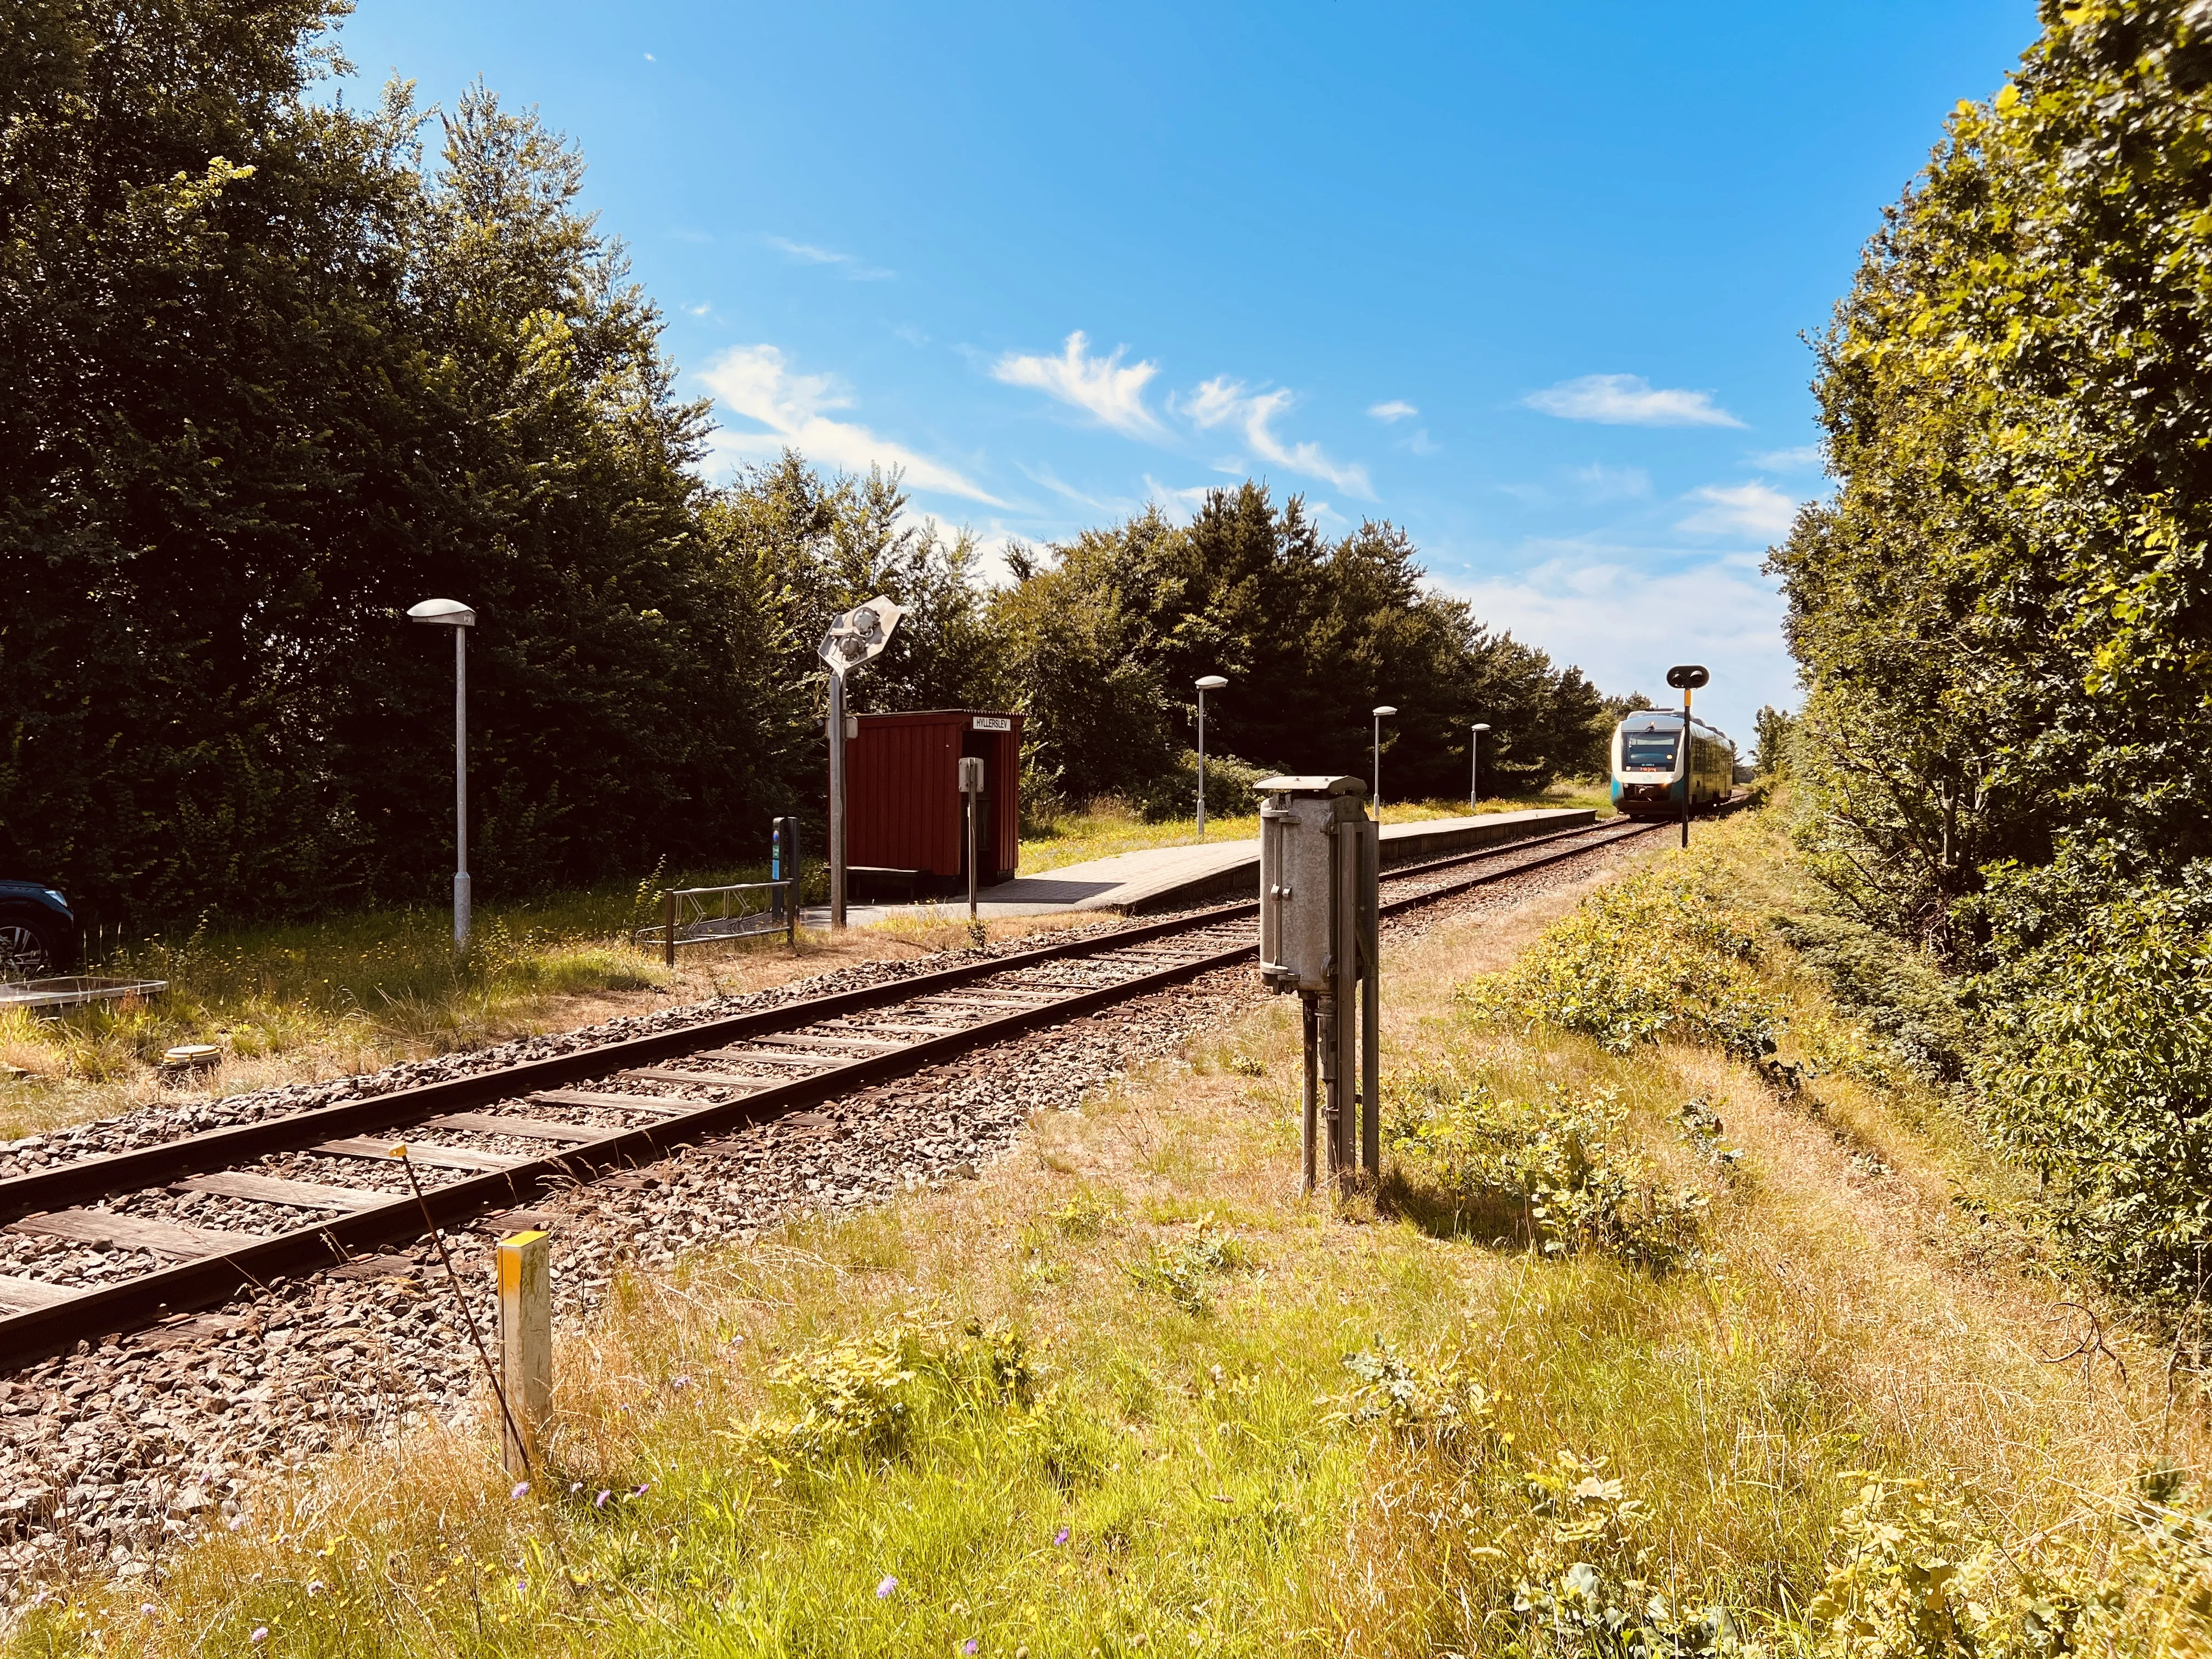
[1664,664,1709,847]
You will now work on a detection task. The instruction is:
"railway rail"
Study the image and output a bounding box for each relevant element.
[0,813,1673,1367]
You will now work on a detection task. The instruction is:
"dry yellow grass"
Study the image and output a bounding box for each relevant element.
[14,813,2207,1656]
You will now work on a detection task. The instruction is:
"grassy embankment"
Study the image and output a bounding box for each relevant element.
[1,791,1600,1141]
[15,804,2207,1656]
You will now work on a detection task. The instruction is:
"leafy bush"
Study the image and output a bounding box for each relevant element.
[739,1316,1040,1470]
[1808,1471,2212,1658]
[1462,866,1781,1062]
[1386,1083,1707,1269]
[1765,910,1971,1083]
[1133,749,1279,822]
[1328,1341,1500,1451]
[1124,1222,1249,1313]
[1970,871,2212,1306]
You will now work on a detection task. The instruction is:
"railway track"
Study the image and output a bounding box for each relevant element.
[0,814,1666,1367]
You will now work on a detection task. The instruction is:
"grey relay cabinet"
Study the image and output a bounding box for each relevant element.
[1256,776,1381,1193]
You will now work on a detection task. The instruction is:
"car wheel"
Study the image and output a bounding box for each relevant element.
[0,919,58,980]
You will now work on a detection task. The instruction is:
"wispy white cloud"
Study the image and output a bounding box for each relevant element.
[1677,481,1803,539]
[991,331,1167,439]
[1568,462,1651,502]
[1438,547,1793,737]
[765,235,894,281]
[1525,374,1745,428]
[699,344,1002,505]
[670,228,712,244]
[1144,475,1217,516]
[684,301,712,317]
[1018,462,1114,513]
[1404,429,1439,456]
[1369,399,1419,422]
[1181,377,1374,498]
[1749,443,1823,471]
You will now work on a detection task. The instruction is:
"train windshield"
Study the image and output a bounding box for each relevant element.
[1621,731,1679,770]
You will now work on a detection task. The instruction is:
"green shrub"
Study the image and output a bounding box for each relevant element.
[1462,866,1781,1062]
[1807,1471,2212,1658]
[1328,1341,1500,1451]
[738,1316,1041,1470]
[1970,872,2212,1306]
[1386,1083,1707,1269]
[1767,910,1971,1082]
[1134,749,1279,822]
[1124,1222,1248,1313]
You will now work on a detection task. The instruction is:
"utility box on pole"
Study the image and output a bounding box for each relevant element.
[1256,775,1380,1195]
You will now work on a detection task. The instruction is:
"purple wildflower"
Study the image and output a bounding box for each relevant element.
[1053,1526,1070,1546]
[510,1481,531,1502]
[249,1629,269,1645]
[876,1575,898,1599]
[964,1642,979,1655]
[594,1489,612,1510]
[629,1482,650,1497]
[139,1604,158,1617]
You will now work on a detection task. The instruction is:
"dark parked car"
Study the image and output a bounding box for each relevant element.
[0,882,80,979]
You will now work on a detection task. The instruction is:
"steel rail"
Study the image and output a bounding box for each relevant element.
[0,813,1668,1365]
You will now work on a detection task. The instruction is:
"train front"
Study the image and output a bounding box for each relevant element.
[1610,713,1685,818]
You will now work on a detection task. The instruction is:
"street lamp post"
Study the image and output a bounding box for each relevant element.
[1371,705,1397,819]
[1195,675,1228,839]
[818,596,905,928]
[1470,722,1491,810]
[408,599,477,949]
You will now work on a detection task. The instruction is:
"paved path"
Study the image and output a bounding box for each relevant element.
[804,806,1596,928]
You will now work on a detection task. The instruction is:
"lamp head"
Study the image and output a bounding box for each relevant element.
[408,598,476,628]
[1471,722,1491,733]
[1195,675,1228,691]
[1372,705,1397,718]
[819,595,905,677]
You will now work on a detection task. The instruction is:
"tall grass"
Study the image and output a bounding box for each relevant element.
[23,805,2207,1654]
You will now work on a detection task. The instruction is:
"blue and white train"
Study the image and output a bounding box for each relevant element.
[1610,710,1734,819]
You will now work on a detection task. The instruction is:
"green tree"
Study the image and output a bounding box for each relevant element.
[1772,0,2212,953]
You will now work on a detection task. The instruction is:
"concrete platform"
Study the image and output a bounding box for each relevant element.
[806,806,1597,928]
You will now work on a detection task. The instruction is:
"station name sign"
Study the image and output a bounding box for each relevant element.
[972,716,1012,732]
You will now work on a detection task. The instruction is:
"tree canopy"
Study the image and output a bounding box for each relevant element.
[0,0,1632,929]
[1776,0,2212,1304]
[1772,0,2212,953]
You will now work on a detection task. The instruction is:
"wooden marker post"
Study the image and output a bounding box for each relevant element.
[497,1229,551,1477]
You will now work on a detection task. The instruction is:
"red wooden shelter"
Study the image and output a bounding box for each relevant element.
[843,710,1024,895]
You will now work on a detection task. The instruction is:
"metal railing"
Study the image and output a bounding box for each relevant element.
[634,881,797,964]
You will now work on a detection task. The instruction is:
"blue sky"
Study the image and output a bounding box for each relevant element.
[334,0,2038,744]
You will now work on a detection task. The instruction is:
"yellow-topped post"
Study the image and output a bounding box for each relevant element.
[497,1229,551,1477]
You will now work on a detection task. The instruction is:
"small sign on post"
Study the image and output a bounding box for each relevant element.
[958,755,985,922]
[498,1229,551,1478]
